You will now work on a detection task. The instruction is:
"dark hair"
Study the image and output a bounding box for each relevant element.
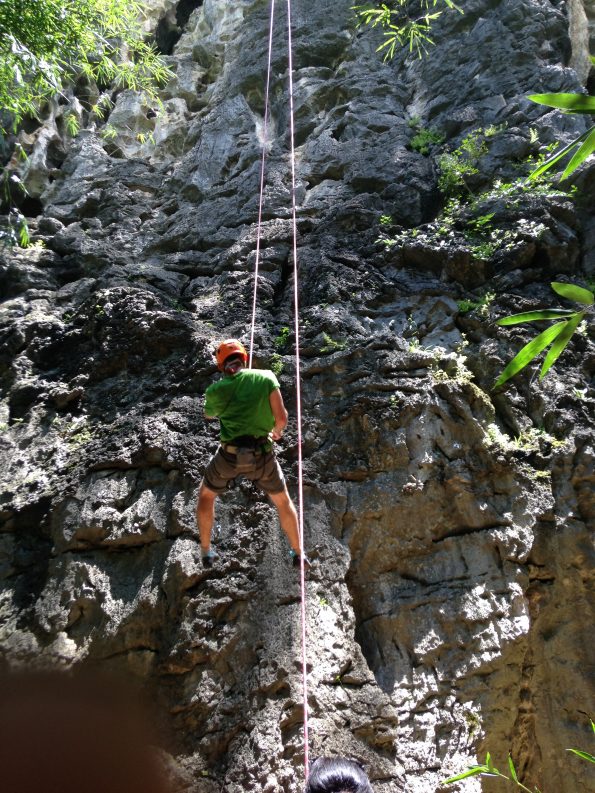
[305,757,373,793]
[223,352,244,367]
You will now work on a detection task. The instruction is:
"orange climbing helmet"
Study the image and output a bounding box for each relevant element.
[215,339,248,370]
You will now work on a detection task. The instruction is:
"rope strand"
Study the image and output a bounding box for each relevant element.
[248,0,310,777]
[285,0,310,777]
[249,0,276,368]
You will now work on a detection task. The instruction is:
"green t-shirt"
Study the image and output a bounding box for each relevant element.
[204,368,280,442]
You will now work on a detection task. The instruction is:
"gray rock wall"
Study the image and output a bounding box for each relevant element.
[1,0,594,791]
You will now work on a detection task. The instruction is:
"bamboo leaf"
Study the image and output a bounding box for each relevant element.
[528,129,591,180]
[551,282,594,305]
[540,316,582,380]
[528,93,595,113]
[508,755,518,782]
[567,749,595,764]
[561,126,595,179]
[496,310,577,326]
[494,322,568,388]
[443,765,489,783]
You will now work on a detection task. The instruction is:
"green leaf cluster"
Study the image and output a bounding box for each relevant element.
[437,128,490,197]
[0,0,172,130]
[528,93,595,181]
[495,282,593,387]
[354,0,463,60]
[410,125,444,155]
[444,752,540,792]
[274,326,291,351]
[444,721,595,790]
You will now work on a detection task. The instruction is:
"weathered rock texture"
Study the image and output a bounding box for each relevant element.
[1,0,594,791]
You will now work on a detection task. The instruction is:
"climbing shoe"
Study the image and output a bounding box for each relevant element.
[202,549,218,568]
[290,549,311,570]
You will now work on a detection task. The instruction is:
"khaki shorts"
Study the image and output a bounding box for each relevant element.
[203,446,286,495]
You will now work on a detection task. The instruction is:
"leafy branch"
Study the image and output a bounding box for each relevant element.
[494,282,593,388]
[443,752,540,792]
[528,93,595,181]
[444,720,595,790]
[0,0,172,131]
[354,0,463,60]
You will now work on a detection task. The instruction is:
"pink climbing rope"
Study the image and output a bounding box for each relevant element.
[249,0,310,777]
[286,0,310,778]
[248,0,276,368]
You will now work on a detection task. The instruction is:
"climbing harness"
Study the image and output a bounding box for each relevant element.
[247,0,311,777]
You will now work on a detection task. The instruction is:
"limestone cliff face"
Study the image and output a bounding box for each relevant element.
[0,0,594,791]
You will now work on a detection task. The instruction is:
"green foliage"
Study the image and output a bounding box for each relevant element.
[270,353,284,377]
[354,0,463,60]
[376,180,559,264]
[567,719,595,765]
[431,350,474,384]
[437,127,490,197]
[443,752,540,792]
[528,93,595,181]
[466,212,495,232]
[457,291,495,316]
[136,130,156,145]
[274,326,291,350]
[0,0,172,130]
[90,93,114,120]
[495,282,593,387]
[321,332,347,353]
[101,124,118,140]
[1,170,30,248]
[445,721,595,790]
[410,125,445,155]
[64,111,80,137]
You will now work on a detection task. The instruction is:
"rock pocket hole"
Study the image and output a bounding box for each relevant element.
[155,0,204,55]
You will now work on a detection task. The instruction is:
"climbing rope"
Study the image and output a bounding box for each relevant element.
[248,0,310,777]
[248,0,276,369]
[285,0,310,777]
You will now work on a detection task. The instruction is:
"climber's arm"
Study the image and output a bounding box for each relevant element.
[269,388,288,441]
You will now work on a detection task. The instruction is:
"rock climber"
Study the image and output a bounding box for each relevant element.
[196,338,310,570]
[305,757,374,793]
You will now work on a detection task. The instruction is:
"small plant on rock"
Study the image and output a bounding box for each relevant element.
[321,332,347,353]
[274,326,291,350]
[64,110,81,137]
[270,353,284,376]
[457,291,495,317]
[438,128,490,197]
[408,118,445,155]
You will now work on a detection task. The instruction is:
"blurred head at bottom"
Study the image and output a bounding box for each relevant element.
[0,670,169,793]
